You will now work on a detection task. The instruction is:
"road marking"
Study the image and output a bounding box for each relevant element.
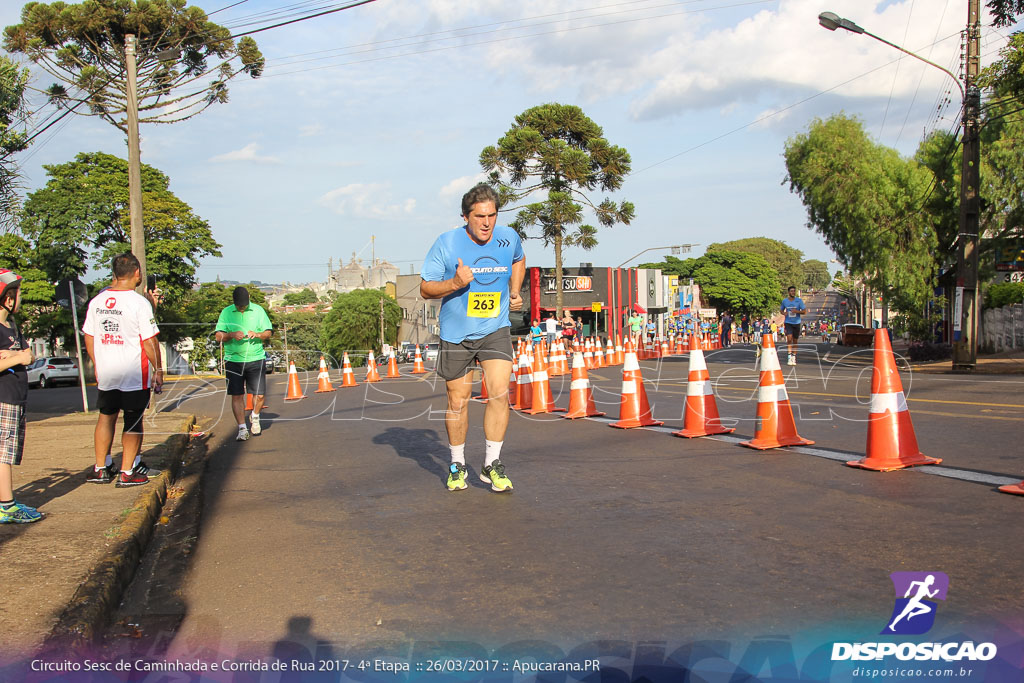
[585,416,1022,487]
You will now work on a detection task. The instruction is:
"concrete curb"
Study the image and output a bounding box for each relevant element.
[41,414,196,655]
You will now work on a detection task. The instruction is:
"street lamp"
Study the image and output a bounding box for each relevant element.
[818,6,981,371]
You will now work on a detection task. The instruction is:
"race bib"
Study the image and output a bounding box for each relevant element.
[467,291,500,318]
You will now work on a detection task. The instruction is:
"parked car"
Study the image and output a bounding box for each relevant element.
[838,323,873,347]
[26,357,79,388]
[424,343,440,362]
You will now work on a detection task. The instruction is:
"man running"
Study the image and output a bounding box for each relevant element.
[780,286,807,366]
[421,183,525,493]
[215,286,273,441]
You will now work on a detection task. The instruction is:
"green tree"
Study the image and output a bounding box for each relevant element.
[800,259,831,290]
[175,281,267,344]
[20,151,222,336]
[269,309,323,369]
[320,289,400,365]
[0,56,31,230]
[706,237,803,293]
[784,114,937,329]
[283,288,318,306]
[4,0,263,132]
[989,0,1024,26]
[480,103,634,316]
[640,252,779,316]
[0,233,59,344]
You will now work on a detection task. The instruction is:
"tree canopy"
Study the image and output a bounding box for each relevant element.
[480,103,634,315]
[283,288,318,306]
[0,55,31,229]
[801,259,831,290]
[3,0,263,132]
[20,151,222,324]
[640,252,780,315]
[320,289,400,364]
[706,237,803,293]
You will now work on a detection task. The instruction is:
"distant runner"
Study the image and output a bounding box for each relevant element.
[420,184,525,493]
[781,286,806,366]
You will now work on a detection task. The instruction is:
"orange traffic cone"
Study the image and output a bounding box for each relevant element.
[583,339,595,369]
[516,347,533,411]
[245,392,254,411]
[523,344,565,415]
[999,480,1024,495]
[314,356,335,393]
[675,333,687,355]
[385,349,401,378]
[660,337,670,358]
[593,338,605,368]
[364,351,382,382]
[284,361,304,401]
[548,342,563,377]
[739,334,813,449]
[673,334,734,438]
[339,352,358,387]
[556,340,570,375]
[846,329,941,471]
[410,345,427,374]
[610,338,663,428]
[472,363,489,402]
[606,338,616,366]
[508,361,520,410]
[615,335,624,365]
[564,351,605,419]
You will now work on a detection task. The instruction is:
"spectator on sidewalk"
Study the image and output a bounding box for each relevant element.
[544,313,558,346]
[530,318,543,346]
[0,270,41,523]
[720,311,733,347]
[83,253,163,488]
[215,286,273,442]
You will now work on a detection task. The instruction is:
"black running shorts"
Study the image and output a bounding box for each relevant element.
[436,327,514,381]
[225,360,267,396]
[784,323,801,339]
[97,388,151,434]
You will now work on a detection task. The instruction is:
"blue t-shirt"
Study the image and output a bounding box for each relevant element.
[781,297,805,325]
[421,225,525,343]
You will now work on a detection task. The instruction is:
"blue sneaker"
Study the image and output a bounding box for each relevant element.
[0,501,43,524]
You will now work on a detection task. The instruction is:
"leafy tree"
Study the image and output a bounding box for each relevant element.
[175,281,267,344]
[784,114,937,330]
[320,289,400,365]
[706,237,803,293]
[988,0,1024,27]
[20,151,222,332]
[800,259,831,290]
[282,288,318,306]
[985,281,1024,308]
[269,309,323,369]
[0,233,59,344]
[480,103,634,316]
[0,56,31,230]
[3,0,263,132]
[640,252,779,316]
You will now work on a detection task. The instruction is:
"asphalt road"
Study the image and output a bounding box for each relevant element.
[27,347,1024,669]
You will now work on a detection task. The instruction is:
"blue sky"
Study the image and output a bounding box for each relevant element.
[2,0,1015,284]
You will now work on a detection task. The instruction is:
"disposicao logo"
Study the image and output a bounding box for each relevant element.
[831,571,998,663]
[883,571,948,635]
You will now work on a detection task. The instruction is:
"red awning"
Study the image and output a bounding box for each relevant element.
[632,304,647,314]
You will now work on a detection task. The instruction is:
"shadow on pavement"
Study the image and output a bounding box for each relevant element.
[371,427,448,485]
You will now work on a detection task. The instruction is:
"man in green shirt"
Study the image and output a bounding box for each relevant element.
[215,287,273,441]
[628,311,644,348]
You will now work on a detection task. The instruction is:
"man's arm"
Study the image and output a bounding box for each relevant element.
[83,334,95,367]
[421,258,474,299]
[141,335,163,392]
[508,257,525,311]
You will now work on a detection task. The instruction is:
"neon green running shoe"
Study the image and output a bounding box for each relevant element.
[446,462,468,491]
[480,460,513,493]
[0,501,43,524]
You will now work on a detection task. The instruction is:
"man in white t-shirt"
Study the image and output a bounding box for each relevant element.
[544,314,558,345]
[82,253,163,488]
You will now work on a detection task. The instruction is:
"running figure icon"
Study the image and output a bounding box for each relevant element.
[888,574,939,631]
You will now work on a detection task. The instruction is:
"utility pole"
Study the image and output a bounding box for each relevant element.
[125,34,147,292]
[952,0,981,372]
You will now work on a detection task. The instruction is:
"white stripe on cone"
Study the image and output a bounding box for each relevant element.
[759,349,781,372]
[570,378,590,390]
[621,380,637,394]
[623,355,640,371]
[687,380,713,397]
[870,391,909,414]
[758,384,788,403]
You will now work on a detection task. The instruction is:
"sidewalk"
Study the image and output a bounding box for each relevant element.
[0,409,195,661]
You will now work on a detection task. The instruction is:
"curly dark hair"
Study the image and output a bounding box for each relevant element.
[460,183,500,216]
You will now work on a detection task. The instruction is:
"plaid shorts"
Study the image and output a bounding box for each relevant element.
[0,402,26,466]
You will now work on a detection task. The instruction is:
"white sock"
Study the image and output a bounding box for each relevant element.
[104,453,113,468]
[449,443,465,466]
[238,423,247,430]
[132,455,141,469]
[485,440,503,467]
[251,411,259,420]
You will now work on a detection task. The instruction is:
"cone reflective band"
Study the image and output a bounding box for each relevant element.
[564,352,605,419]
[315,356,335,393]
[284,361,304,401]
[610,338,663,428]
[365,351,382,382]
[385,349,400,378]
[339,352,358,387]
[739,333,812,449]
[846,329,940,471]
[411,345,427,374]
[673,334,734,438]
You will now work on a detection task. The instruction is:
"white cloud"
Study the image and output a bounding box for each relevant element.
[299,123,325,137]
[209,143,280,164]
[318,183,416,219]
[439,172,488,199]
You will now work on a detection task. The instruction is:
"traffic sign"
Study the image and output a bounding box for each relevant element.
[591,302,603,312]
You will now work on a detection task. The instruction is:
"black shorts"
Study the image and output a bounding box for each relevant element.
[97,389,151,434]
[784,323,801,339]
[436,327,514,381]
[225,360,267,396]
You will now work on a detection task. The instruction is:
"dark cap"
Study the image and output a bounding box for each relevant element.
[233,286,250,309]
